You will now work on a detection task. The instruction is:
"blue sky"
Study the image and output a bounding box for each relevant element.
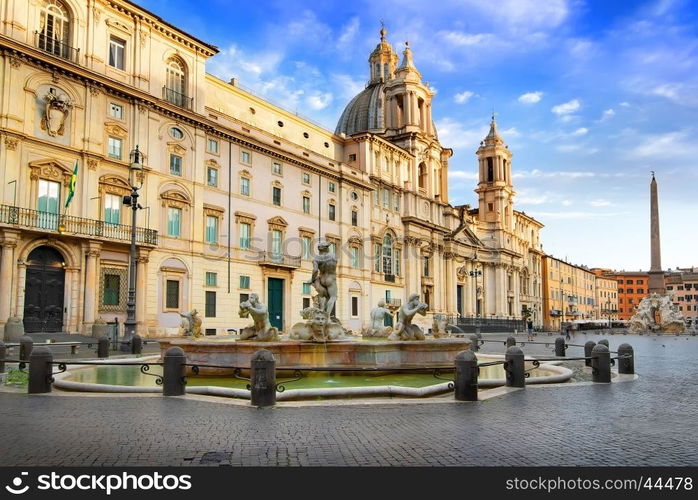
[139,0,698,271]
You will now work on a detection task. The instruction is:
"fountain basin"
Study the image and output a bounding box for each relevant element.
[52,354,573,401]
[158,337,472,373]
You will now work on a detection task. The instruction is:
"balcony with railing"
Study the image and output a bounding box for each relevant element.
[35,32,80,63]
[162,86,193,110]
[0,205,157,245]
[386,298,402,308]
[256,251,301,269]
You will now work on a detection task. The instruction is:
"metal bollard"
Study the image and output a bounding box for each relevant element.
[97,336,110,359]
[506,336,516,348]
[19,335,33,362]
[163,346,186,396]
[28,346,53,394]
[584,341,596,367]
[591,343,611,383]
[454,350,478,401]
[250,349,276,407]
[505,346,525,388]
[469,335,480,352]
[131,334,143,355]
[0,341,6,374]
[598,338,609,349]
[617,343,634,375]
[555,337,566,357]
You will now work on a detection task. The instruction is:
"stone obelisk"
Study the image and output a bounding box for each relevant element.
[648,172,665,294]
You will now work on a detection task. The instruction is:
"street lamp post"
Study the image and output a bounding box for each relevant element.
[607,299,612,328]
[122,146,143,351]
[560,279,565,333]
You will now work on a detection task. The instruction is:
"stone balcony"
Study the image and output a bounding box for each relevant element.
[255,251,301,269]
[0,205,157,246]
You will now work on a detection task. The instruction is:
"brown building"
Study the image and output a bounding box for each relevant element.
[594,271,650,320]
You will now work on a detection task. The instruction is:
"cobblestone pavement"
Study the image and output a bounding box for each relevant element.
[1,333,697,466]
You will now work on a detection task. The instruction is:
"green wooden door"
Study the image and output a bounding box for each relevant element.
[268,278,284,330]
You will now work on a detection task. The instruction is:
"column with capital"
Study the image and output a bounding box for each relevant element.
[63,266,80,333]
[82,241,102,333]
[135,249,150,334]
[0,230,20,329]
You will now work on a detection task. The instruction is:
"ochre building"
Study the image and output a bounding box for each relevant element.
[0,0,544,337]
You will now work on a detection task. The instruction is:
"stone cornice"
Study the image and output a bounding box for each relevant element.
[0,37,374,191]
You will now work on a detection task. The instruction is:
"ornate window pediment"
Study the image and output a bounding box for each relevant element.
[98,175,131,196]
[348,235,363,246]
[205,159,219,169]
[240,169,252,179]
[160,189,191,209]
[203,203,225,216]
[267,216,288,230]
[167,142,187,155]
[234,211,256,224]
[105,122,128,138]
[29,159,73,186]
[106,18,132,34]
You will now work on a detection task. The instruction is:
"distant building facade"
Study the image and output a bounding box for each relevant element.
[542,255,597,330]
[666,268,698,322]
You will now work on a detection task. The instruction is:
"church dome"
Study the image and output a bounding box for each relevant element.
[335,82,386,136]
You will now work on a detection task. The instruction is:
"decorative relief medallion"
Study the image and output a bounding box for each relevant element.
[41,88,73,137]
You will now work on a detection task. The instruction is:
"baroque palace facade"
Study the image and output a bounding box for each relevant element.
[0,0,543,337]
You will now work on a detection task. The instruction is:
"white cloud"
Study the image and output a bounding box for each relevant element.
[572,127,588,136]
[600,109,616,121]
[500,127,520,138]
[306,92,333,110]
[551,99,581,115]
[454,91,476,104]
[561,200,574,207]
[439,31,497,47]
[590,199,612,207]
[330,74,364,100]
[556,144,581,152]
[628,130,698,159]
[529,210,629,219]
[518,91,543,104]
[619,102,631,107]
[449,170,479,181]
[337,17,360,50]
[559,115,578,123]
[515,169,595,179]
[435,118,489,150]
[464,0,570,28]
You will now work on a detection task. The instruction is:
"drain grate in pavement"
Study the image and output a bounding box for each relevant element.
[199,451,231,465]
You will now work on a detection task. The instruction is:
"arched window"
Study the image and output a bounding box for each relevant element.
[39,0,71,58]
[382,234,393,276]
[383,63,389,80]
[487,157,494,182]
[418,162,427,189]
[165,58,187,106]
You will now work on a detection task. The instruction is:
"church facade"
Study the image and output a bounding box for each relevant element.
[0,0,543,337]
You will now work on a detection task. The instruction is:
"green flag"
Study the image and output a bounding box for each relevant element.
[65,160,78,208]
